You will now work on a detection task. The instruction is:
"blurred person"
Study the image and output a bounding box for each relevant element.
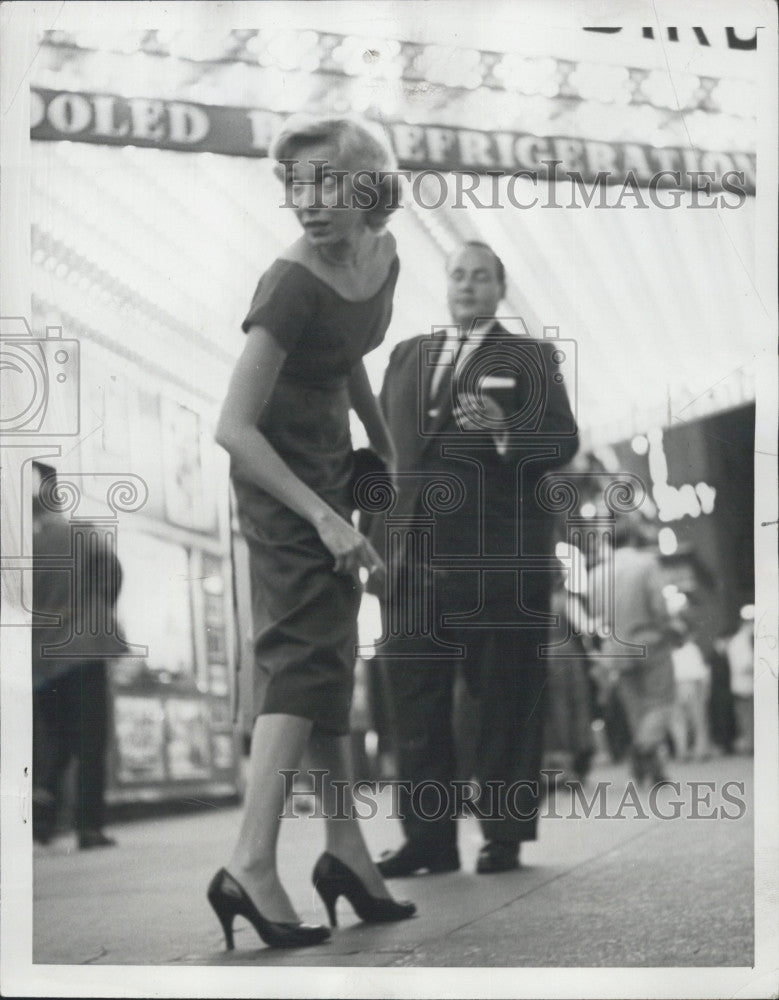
[210,114,414,950]
[707,631,737,754]
[670,621,712,762]
[356,589,397,780]
[589,515,680,785]
[362,658,397,779]
[722,607,754,754]
[581,527,631,762]
[542,571,596,788]
[370,242,578,877]
[31,463,122,849]
[590,641,633,763]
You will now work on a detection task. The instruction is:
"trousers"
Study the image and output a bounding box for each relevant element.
[33,661,109,838]
[382,624,548,848]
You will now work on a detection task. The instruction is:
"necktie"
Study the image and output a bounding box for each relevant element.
[429,336,465,413]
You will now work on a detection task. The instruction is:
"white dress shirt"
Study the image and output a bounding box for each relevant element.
[428,318,495,410]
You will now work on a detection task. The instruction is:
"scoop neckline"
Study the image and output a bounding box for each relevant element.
[276,255,399,304]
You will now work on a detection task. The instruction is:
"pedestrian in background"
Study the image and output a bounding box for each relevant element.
[722,607,754,754]
[589,515,680,785]
[542,571,596,788]
[32,462,122,849]
[670,621,712,762]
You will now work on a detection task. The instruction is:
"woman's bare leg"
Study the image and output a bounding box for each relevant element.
[227,712,312,922]
[309,731,391,899]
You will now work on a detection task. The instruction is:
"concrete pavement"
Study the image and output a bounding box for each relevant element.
[32,755,753,969]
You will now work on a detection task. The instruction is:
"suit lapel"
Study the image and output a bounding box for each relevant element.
[424,331,449,406]
[423,320,505,444]
[397,333,444,469]
[418,332,453,444]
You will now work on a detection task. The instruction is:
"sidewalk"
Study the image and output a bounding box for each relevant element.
[32,755,753,968]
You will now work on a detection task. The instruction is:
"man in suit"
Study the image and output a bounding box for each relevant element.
[370,241,579,875]
[32,462,124,849]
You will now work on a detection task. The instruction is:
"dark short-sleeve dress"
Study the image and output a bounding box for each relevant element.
[233,255,399,735]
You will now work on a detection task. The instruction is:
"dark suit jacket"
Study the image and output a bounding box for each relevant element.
[32,502,125,688]
[367,321,579,615]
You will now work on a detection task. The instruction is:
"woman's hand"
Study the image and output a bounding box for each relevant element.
[375,442,397,476]
[315,509,385,582]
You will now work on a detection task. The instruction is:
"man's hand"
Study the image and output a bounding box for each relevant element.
[453,393,509,452]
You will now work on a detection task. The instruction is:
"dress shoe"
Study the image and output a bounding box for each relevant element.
[207,868,330,950]
[78,830,117,850]
[312,852,416,926]
[475,840,520,874]
[376,841,460,878]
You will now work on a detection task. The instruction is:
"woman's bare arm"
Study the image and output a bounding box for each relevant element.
[216,325,382,577]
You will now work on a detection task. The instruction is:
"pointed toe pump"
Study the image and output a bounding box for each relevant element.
[312,852,417,928]
[207,868,331,950]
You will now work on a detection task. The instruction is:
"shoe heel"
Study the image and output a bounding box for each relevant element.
[208,867,330,950]
[218,909,235,950]
[315,881,340,927]
[312,853,416,926]
[208,894,236,950]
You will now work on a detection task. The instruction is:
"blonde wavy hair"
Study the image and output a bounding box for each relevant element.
[271,113,401,229]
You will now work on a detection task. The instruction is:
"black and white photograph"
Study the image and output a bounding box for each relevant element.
[0,1,776,997]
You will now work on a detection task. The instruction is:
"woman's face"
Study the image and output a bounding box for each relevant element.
[287,141,367,248]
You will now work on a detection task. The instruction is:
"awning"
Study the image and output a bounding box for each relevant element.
[28,17,762,443]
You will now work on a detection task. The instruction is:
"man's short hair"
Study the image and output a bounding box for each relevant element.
[448,240,506,288]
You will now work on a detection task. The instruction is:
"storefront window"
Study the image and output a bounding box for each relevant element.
[160,397,218,532]
[116,530,195,679]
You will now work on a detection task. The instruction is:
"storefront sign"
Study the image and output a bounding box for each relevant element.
[30,87,755,194]
[584,26,757,49]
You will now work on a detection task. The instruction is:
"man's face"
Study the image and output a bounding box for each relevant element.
[446,245,504,328]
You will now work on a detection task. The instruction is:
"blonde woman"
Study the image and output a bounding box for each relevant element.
[208,115,414,949]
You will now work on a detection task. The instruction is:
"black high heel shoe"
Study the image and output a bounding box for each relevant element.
[207,868,331,950]
[312,852,417,927]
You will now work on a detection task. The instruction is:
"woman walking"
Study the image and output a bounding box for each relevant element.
[209,115,414,949]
